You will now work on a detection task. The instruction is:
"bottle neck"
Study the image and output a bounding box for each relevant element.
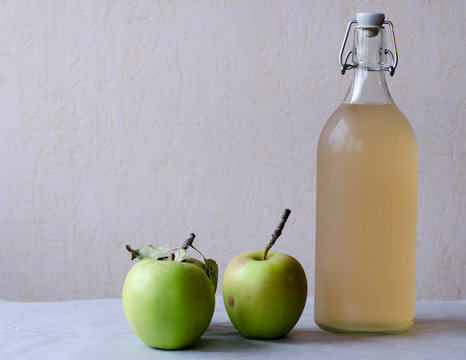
[343,67,393,104]
[343,26,394,105]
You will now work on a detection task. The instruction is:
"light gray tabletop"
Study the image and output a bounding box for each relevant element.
[1,296,465,360]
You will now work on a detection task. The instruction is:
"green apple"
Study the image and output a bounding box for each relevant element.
[222,209,308,339]
[122,234,218,350]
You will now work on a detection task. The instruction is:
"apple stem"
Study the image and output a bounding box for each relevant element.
[181,233,207,260]
[182,233,196,250]
[262,208,291,260]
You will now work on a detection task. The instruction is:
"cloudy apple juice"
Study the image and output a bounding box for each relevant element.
[315,103,417,334]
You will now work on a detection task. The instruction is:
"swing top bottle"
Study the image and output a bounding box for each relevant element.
[314,13,418,335]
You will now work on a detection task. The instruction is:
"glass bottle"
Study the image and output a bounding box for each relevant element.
[314,13,417,335]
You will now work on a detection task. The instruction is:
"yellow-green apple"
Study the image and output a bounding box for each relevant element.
[222,209,307,339]
[122,234,218,350]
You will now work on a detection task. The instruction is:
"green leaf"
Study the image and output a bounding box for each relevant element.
[173,248,187,262]
[204,258,218,292]
[126,244,170,260]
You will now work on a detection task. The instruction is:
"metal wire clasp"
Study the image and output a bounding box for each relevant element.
[339,20,399,76]
[339,20,357,75]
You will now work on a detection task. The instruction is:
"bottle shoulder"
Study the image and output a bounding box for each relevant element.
[318,103,417,153]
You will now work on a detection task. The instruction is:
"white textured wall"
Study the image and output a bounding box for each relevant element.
[0,0,464,301]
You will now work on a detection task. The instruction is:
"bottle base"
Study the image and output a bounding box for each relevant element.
[315,320,414,336]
